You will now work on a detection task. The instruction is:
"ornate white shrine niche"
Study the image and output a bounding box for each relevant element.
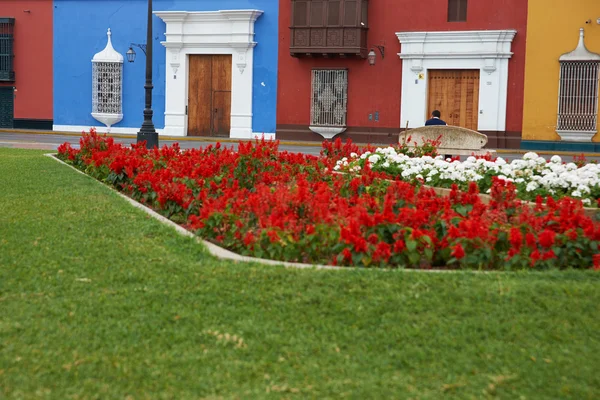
[91,29,124,128]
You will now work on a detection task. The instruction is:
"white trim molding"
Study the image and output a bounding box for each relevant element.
[396,30,517,131]
[155,10,263,138]
[53,125,165,135]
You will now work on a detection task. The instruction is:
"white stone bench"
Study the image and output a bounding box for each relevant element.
[400,126,496,157]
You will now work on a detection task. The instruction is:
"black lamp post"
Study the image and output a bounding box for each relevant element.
[135,0,158,149]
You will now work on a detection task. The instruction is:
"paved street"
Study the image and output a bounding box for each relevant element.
[0,132,324,156]
[1,131,600,162]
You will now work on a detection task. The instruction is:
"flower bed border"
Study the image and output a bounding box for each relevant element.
[46,153,500,274]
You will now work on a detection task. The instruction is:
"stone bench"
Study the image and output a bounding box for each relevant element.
[400,125,496,157]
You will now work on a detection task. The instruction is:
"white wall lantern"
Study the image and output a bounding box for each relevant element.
[367,49,376,65]
[91,29,124,129]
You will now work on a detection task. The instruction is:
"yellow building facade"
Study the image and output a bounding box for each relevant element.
[522,0,600,149]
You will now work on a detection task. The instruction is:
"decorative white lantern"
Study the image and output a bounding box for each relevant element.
[91,29,124,128]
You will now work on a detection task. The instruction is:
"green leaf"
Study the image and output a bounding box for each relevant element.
[406,240,418,252]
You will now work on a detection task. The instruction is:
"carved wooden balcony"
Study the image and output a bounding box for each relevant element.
[290,0,369,58]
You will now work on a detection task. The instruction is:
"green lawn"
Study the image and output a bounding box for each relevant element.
[1,148,599,399]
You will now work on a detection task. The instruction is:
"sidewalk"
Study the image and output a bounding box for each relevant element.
[1,128,600,161]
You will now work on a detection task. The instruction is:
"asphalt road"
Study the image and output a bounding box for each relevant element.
[1,131,600,163]
[0,132,324,156]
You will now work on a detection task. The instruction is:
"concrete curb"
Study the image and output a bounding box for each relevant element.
[44,153,499,274]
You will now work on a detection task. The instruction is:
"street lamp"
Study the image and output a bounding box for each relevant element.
[126,44,147,63]
[136,0,158,149]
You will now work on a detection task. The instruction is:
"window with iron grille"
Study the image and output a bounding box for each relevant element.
[448,0,467,22]
[92,62,123,115]
[311,69,348,127]
[0,18,15,82]
[557,61,600,132]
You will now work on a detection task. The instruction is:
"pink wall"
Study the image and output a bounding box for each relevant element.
[0,1,53,120]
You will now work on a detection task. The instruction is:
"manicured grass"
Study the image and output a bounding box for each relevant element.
[1,148,599,399]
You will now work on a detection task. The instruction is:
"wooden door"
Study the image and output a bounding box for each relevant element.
[210,55,232,136]
[0,86,14,128]
[427,70,480,131]
[188,55,232,136]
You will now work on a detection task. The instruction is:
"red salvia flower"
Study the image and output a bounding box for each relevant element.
[451,243,466,259]
[509,228,523,250]
[539,230,556,248]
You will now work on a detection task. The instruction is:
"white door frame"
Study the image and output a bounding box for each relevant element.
[155,10,263,138]
[396,30,517,131]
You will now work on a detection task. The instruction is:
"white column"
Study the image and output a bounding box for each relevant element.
[163,45,187,136]
[400,64,428,129]
[230,47,255,138]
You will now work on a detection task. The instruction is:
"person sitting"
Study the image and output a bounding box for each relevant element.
[425,110,447,126]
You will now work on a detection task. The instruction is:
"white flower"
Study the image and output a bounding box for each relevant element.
[368,155,380,164]
[577,185,591,194]
[526,181,539,192]
[344,150,600,202]
[566,163,577,171]
[350,152,358,158]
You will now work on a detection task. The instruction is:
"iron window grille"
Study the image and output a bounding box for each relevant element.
[0,18,15,82]
[310,69,348,127]
[92,62,123,115]
[557,61,600,133]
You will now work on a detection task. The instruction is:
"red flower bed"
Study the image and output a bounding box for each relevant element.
[56,130,600,270]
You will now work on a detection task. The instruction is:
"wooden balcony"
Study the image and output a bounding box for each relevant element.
[290,0,369,58]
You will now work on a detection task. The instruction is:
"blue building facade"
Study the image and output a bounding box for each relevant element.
[53,0,279,138]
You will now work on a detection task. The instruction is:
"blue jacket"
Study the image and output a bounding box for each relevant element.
[425,118,447,126]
